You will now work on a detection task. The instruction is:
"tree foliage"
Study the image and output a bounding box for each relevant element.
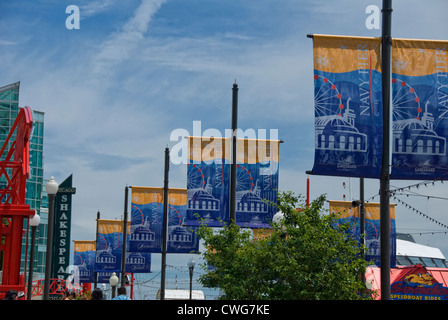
[196,191,372,300]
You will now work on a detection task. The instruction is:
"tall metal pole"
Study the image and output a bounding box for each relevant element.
[94,210,100,289]
[230,82,238,224]
[380,0,393,300]
[360,178,365,284]
[160,147,170,300]
[360,178,365,260]
[121,186,129,288]
[306,176,310,207]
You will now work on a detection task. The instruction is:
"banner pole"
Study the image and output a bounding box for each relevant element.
[230,82,238,225]
[360,178,365,284]
[380,0,393,300]
[94,211,100,288]
[160,147,170,300]
[121,186,129,288]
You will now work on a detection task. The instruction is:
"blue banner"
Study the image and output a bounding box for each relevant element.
[330,201,396,268]
[73,241,96,283]
[391,39,448,179]
[129,187,200,253]
[95,219,151,273]
[95,220,122,272]
[186,137,279,228]
[311,35,383,178]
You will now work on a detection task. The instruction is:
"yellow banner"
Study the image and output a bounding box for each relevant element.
[131,187,187,206]
[313,34,382,73]
[329,201,395,220]
[97,219,130,235]
[188,136,280,163]
[392,38,448,77]
[74,240,95,252]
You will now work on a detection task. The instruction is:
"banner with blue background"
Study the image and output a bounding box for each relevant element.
[330,201,396,268]
[95,219,151,273]
[73,240,96,283]
[391,39,448,180]
[186,137,279,228]
[311,35,383,178]
[129,187,199,253]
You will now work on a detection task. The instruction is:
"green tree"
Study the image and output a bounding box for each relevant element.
[196,191,372,300]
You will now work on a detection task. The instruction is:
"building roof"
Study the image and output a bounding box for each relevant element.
[396,239,445,260]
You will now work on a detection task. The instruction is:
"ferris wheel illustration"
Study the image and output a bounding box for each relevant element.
[314,74,345,117]
[98,230,120,250]
[74,252,93,276]
[337,213,379,242]
[74,252,85,267]
[392,78,422,121]
[131,204,145,226]
[365,220,379,241]
[168,205,183,226]
[96,235,109,251]
[365,220,381,256]
[187,163,206,189]
[236,164,255,192]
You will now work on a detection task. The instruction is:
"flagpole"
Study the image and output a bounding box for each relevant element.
[94,210,100,289]
[360,177,365,284]
[380,0,393,300]
[160,147,170,300]
[229,81,238,225]
[120,186,129,288]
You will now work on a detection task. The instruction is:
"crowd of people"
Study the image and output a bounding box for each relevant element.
[3,286,131,300]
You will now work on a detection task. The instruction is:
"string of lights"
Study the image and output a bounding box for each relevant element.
[359,178,448,238]
[399,230,448,236]
[389,177,447,194]
[391,195,448,230]
[131,264,202,288]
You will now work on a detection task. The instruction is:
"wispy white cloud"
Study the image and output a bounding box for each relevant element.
[79,0,117,18]
[0,39,17,45]
[91,0,167,78]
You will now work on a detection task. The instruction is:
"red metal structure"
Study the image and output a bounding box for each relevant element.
[0,106,35,299]
[27,278,83,299]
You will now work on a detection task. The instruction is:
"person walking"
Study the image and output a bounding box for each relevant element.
[91,288,104,300]
[112,287,131,300]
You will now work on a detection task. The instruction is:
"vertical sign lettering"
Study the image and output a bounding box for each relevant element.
[51,174,76,280]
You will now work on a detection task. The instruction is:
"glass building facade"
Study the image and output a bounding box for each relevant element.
[0,82,46,281]
[22,110,46,279]
[0,82,19,152]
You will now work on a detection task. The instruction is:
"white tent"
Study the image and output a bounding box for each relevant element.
[156,289,205,300]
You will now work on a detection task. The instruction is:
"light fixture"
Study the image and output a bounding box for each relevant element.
[29,214,40,227]
[109,272,119,287]
[45,176,59,195]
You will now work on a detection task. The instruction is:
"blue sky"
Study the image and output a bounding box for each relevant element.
[2,0,448,275]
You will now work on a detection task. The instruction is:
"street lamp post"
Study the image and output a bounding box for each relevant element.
[188,259,195,300]
[109,272,119,299]
[27,214,40,300]
[43,177,58,300]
